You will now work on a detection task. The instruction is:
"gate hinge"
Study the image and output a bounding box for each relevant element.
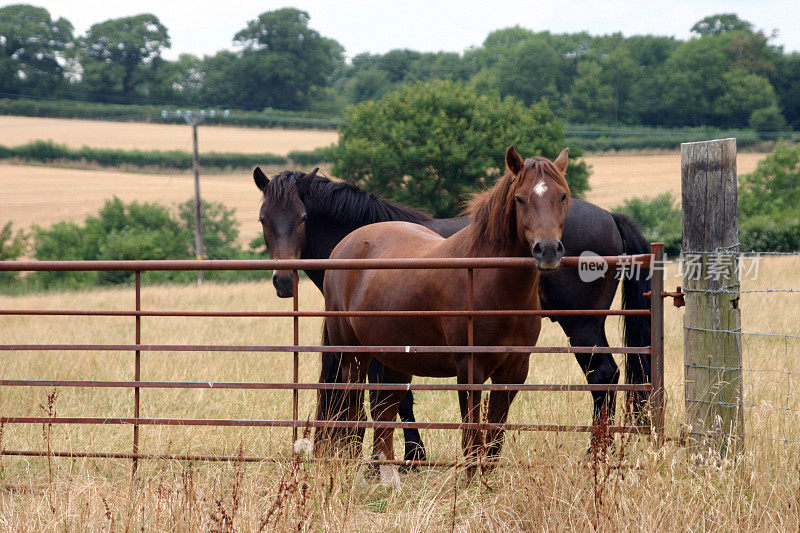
[643,286,685,307]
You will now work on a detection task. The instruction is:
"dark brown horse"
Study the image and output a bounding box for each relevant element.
[321,147,570,482]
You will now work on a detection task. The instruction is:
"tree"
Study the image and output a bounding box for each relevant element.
[691,14,754,36]
[772,52,800,128]
[332,81,589,218]
[79,14,170,99]
[663,36,728,125]
[0,4,73,96]
[231,8,343,110]
[472,34,562,106]
[149,53,204,104]
[714,69,778,127]
[567,61,614,123]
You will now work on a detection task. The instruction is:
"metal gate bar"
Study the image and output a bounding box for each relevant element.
[0,248,664,467]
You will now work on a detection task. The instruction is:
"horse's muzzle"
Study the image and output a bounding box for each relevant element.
[531,238,565,271]
[272,273,294,298]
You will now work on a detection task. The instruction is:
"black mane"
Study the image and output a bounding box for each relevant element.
[263,170,431,227]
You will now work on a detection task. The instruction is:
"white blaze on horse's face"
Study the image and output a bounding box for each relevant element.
[505,145,570,270]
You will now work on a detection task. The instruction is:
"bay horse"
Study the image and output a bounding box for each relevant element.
[253,162,651,460]
[321,146,570,479]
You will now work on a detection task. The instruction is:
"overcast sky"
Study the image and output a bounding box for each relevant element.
[9,0,800,60]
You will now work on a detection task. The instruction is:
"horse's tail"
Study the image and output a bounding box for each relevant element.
[313,320,346,454]
[611,213,652,422]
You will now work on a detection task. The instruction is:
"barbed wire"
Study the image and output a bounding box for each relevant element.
[684,363,800,376]
[686,397,800,414]
[683,287,800,294]
[683,326,800,339]
[688,430,800,446]
[681,244,800,257]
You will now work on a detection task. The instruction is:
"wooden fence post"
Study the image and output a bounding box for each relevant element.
[681,138,744,456]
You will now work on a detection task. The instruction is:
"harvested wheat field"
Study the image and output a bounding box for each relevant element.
[0,163,276,246]
[0,256,798,529]
[0,115,338,155]
[0,152,768,243]
[584,151,766,207]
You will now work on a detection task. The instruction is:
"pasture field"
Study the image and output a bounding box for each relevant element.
[0,115,337,155]
[0,257,797,529]
[0,152,767,244]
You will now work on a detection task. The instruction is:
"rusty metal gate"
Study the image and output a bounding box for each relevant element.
[0,244,666,470]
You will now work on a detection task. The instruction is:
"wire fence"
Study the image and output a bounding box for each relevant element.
[681,247,800,450]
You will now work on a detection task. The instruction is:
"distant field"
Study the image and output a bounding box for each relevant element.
[584,151,765,207]
[0,163,268,245]
[0,152,767,244]
[0,115,337,155]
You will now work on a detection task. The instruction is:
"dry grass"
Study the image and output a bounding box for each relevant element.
[0,256,798,530]
[0,115,337,155]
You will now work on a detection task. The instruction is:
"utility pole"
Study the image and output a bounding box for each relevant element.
[185,111,206,285]
[162,108,228,285]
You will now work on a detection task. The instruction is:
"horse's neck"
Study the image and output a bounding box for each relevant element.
[437,227,540,298]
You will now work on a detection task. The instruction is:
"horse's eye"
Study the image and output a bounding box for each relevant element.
[515,196,525,205]
[561,193,567,202]
[300,214,308,223]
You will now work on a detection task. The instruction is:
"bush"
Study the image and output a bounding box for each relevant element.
[740,214,800,252]
[0,140,288,170]
[613,193,682,257]
[749,108,788,138]
[28,197,262,289]
[0,221,29,286]
[332,80,589,217]
[177,199,241,260]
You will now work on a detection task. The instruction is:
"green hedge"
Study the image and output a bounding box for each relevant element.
[287,146,334,166]
[565,125,771,152]
[0,140,288,170]
[0,98,342,130]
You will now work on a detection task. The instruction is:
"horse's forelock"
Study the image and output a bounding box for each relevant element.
[261,170,304,210]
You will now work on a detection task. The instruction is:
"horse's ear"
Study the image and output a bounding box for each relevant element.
[296,167,318,196]
[505,146,524,176]
[253,167,269,191]
[554,148,569,173]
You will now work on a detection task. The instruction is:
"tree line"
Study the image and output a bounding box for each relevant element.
[1,6,798,130]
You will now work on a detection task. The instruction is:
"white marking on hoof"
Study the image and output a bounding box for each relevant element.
[377,452,402,491]
[534,180,548,197]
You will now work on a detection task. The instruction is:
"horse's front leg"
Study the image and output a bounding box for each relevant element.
[368,365,409,490]
[485,354,530,467]
[456,356,485,480]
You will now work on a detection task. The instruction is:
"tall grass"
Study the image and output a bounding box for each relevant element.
[0,257,798,529]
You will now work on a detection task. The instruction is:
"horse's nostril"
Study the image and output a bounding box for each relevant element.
[556,241,565,255]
